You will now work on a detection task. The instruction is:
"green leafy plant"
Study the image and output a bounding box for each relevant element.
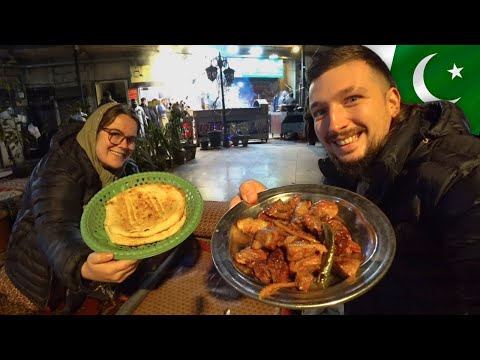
[166,102,189,151]
[0,116,25,166]
[131,121,170,172]
[235,121,250,135]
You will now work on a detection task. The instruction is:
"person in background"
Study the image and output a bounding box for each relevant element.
[70,104,88,123]
[0,102,161,314]
[130,99,147,135]
[157,98,169,128]
[278,90,289,109]
[99,90,115,106]
[303,96,317,145]
[158,98,172,126]
[281,92,298,112]
[230,45,480,314]
[140,97,153,127]
[149,99,161,128]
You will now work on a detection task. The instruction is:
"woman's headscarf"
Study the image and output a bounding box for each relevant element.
[76,102,121,188]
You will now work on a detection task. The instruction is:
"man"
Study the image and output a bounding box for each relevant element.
[99,90,114,106]
[139,97,150,124]
[70,104,87,123]
[303,96,318,145]
[282,92,298,111]
[231,45,480,314]
[157,98,169,128]
[130,99,147,134]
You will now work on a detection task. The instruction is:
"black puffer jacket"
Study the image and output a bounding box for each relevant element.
[5,122,138,310]
[319,101,480,314]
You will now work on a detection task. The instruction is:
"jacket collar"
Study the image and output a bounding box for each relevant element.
[320,101,468,204]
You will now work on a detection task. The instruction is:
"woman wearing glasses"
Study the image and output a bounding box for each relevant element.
[1,102,147,314]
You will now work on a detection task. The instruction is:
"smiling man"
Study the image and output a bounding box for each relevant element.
[309,57,400,180]
[231,45,480,314]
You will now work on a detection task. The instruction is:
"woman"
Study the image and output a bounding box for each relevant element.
[1,102,144,313]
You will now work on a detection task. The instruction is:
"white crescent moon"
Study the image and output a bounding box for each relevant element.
[413,53,461,103]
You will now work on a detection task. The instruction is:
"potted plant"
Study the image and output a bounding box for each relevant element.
[166,102,188,165]
[208,130,222,148]
[231,135,240,147]
[179,107,196,161]
[130,121,170,171]
[241,134,249,147]
[199,137,209,150]
[236,121,250,147]
[183,140,197,161]
[229,123,241,147]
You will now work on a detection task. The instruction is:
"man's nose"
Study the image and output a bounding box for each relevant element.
[327,105,349,134]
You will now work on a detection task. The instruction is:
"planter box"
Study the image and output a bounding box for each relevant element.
[184,144,197,161]
[240,135,249,147]
[208,131,223,148]
[231,136,240,147]
[172,149,185,165]
[200,138,209,150]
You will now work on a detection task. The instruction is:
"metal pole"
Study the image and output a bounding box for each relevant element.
[73,45,85,104]
[301,45,306,107]
[217,53,230,148]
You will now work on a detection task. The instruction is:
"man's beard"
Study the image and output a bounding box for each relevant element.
[328,142,383,181]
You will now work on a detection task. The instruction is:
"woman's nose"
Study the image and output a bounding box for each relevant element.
[118,138,130,149]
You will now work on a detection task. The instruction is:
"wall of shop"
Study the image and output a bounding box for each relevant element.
[2,54,310,132]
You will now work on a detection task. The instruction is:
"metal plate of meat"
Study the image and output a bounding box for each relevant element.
[211,184,396,310]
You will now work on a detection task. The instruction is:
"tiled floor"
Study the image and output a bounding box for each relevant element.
[171,139,327,202]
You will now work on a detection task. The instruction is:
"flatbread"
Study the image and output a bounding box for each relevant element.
[105,183,186,238]
[106,213,186,246]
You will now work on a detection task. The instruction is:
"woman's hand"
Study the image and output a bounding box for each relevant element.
[81,252,139,283]
[229,179,268,208]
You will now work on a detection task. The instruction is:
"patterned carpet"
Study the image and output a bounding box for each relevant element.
[0,176,29,192]
[0,176,28,222]
[0,288,129,315]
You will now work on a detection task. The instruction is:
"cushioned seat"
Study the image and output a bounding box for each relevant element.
[193,201,230,239]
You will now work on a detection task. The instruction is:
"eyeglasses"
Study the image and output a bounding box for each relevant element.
[101,128,137,148]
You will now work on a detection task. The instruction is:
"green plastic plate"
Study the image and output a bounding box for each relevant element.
[80,172,204,259]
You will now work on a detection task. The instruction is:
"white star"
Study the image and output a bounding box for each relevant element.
[447,63,463,79]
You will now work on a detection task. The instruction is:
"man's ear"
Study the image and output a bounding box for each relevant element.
[387,87,401,118]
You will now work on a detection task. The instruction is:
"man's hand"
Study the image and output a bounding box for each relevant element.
[229,179,268,208]
[81,252,139,283]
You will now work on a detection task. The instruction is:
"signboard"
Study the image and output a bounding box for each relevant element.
[130,65,153,83]
[128,88,138,100]
[228,58,283,78]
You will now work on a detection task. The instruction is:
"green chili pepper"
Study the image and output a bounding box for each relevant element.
[316,223,335,289]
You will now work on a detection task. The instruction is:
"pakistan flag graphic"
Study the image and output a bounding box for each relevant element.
[366,45,480,135]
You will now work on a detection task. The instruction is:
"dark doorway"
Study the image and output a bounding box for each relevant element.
[96,80,128,106]
[26,87,58,157]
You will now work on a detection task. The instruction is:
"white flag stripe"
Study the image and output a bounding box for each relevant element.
[364,45,397,69]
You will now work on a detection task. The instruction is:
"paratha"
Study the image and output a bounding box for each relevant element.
[106,213,186,246]
[104,183,186,242]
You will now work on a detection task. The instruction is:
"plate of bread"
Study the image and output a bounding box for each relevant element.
[81,172,203,259]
